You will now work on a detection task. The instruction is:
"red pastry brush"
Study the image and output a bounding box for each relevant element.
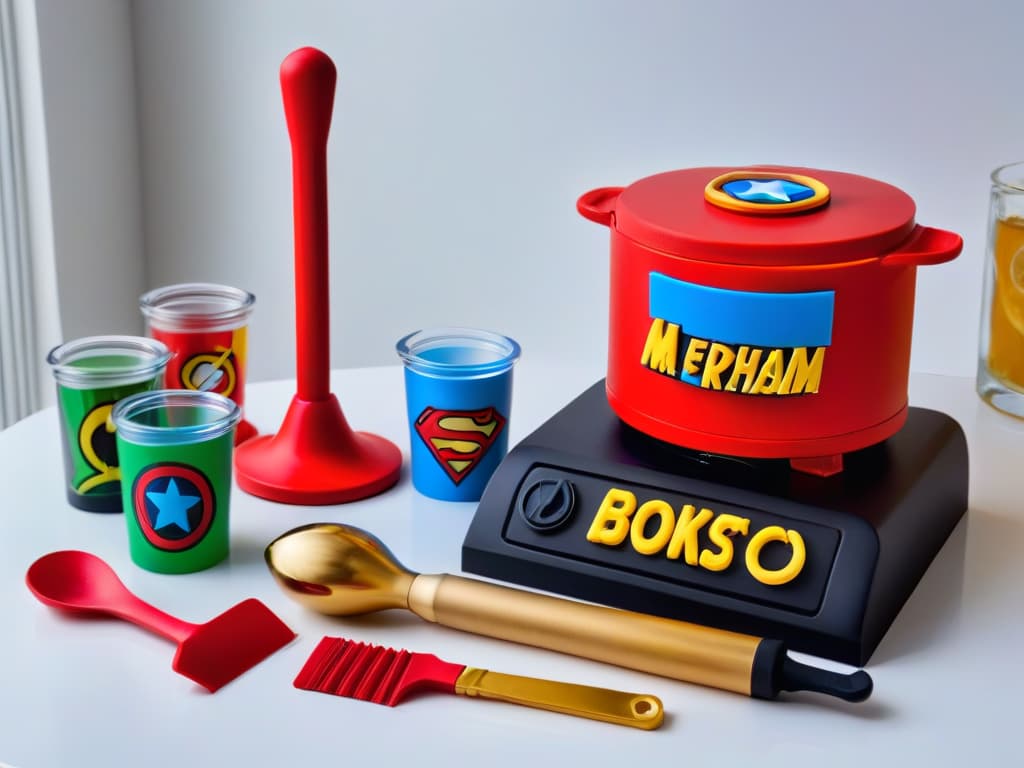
[294,637,664,730]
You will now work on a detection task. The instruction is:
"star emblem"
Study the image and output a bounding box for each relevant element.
[721,178,815,204]
[133,463,216,551]
[738,180,791,202]
[146,478,200,533]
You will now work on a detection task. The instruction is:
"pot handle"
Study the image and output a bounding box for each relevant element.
[880,225,963,267]
[577,187,625,227]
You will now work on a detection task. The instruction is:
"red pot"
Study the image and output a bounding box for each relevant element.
[578,166,962,475]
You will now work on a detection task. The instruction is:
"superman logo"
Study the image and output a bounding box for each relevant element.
[414,406,506,484]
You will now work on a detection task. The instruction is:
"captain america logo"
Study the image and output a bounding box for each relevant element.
[132,463,216,551]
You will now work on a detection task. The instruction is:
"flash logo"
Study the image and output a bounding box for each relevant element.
[181,346,236,396]
[414,406,506,484]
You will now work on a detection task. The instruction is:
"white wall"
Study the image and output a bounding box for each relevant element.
[34,0,145,345]
[128,0,1023,383]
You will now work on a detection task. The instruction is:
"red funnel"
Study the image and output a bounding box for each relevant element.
[234,47,401,505]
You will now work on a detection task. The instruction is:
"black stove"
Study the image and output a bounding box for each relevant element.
[462,380,968,665]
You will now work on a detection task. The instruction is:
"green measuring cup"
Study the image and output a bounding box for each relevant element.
[112,389,241,573]
[47,335,171,512]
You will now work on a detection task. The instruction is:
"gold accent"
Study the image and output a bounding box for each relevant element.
[263,523,415,616]
[428,438,479,454]
[181,346,236,395]
[437,416,498,436]
[407,574,442,622]
[704,170,830,214]
[265,524,759,696]
[429,575,756,695]
[454,667,664,730]
[76,404,120,493]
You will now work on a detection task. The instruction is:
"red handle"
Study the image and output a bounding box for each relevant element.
[880,225,963,267]
[281,47,337,401]
[577,187,624,227]
[108,591,199,645]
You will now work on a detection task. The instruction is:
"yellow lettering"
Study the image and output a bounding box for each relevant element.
[640,319,680,376]
[751,349,785,394]
[700,343,736,390]
[698,514,751,572]
[630,500,675,555]
[586,488,637,546]
[745,526,806,586]
[725,346,763,393]
[778,346,825,395]
[682,338,708,375]
[665,504,715,565]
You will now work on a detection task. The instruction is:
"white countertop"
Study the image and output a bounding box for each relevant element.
[1,363,1021,766]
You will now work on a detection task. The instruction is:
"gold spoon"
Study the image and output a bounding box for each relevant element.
[265,523,872,702]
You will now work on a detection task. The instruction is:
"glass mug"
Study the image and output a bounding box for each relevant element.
[979,162,1024,417]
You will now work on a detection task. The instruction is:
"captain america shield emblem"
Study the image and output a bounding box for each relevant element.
[132,463,216,551]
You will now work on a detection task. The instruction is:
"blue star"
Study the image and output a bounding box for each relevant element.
[146,478,200,533]
[722,178,815,204]
[741,180,790,202]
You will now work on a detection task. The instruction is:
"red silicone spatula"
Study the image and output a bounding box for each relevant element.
[26,550,296,692]
[233,46,401,505]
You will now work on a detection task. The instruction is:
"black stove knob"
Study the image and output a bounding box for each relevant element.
[519,478,576,532]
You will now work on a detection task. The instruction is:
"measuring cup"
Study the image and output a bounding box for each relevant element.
[47,335,170,512]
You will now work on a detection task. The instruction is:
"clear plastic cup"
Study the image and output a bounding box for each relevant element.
[397,328,520,501]
[47,335,171,512]
[112,389,241,573]
[140,283,257,443]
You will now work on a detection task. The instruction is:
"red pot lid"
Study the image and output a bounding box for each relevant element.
[584,166,919,267]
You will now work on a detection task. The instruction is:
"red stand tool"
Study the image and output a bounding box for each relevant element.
[234,47,402,504]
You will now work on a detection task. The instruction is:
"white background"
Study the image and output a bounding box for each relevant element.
[27,0,1024,385]
[9,5,1024,763]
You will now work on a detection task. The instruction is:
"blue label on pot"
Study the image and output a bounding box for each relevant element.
[641,273,835,396]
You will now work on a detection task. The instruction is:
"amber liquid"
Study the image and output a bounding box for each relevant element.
[988,216,1024,387]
